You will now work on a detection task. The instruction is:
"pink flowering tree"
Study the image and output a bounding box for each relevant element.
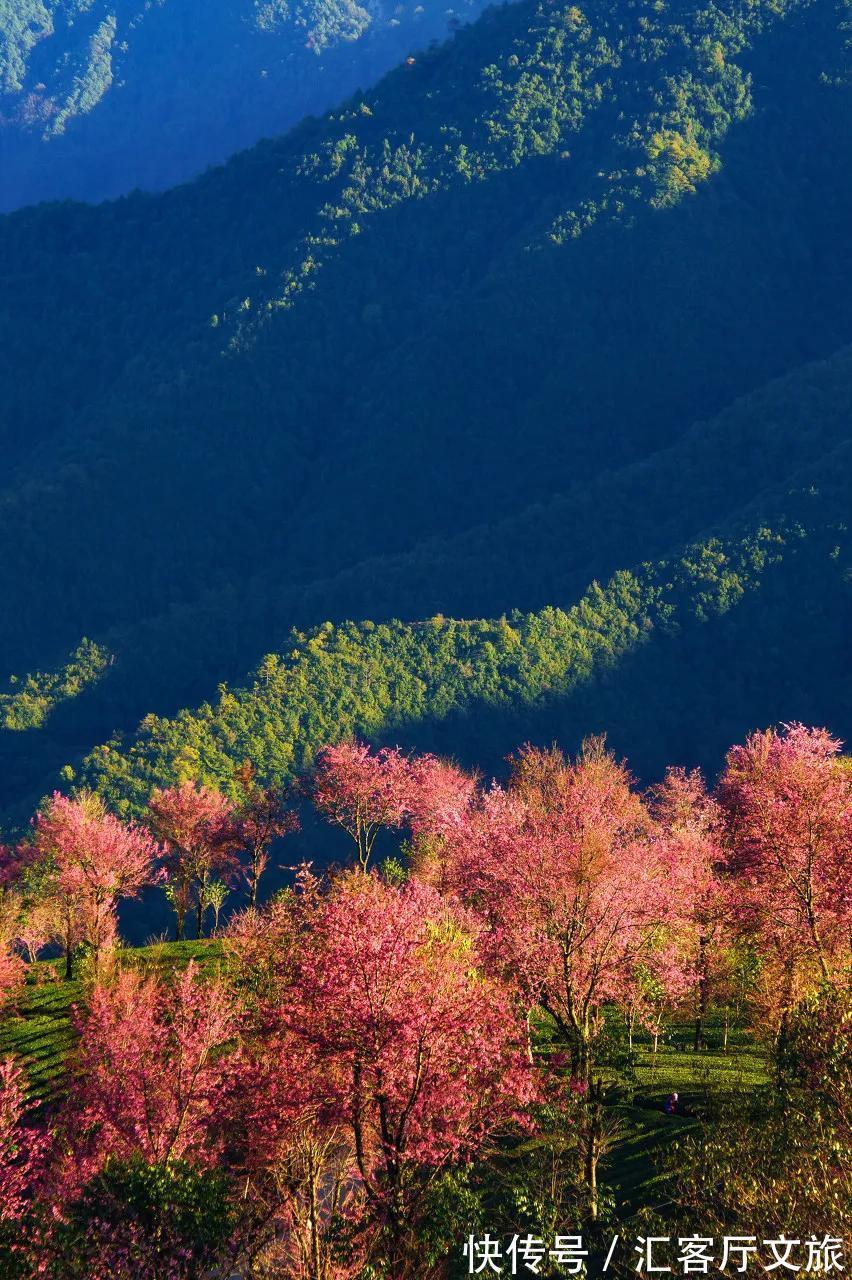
[65,964,237,1178]
[0,891,25,1011]
[34,792,159,978]
[225,993,362,1280]
[437,742,682,1082]
[0,951,23,1012]
[718,724,852,1043]
[402,756,477,887]
[0,1056,50,1271]
[622,936,697,1060]
[0,844,39,998]
[405,756,476,840]
[311,742,416,870]
[0,925,22,1019]
[312,741,475,877]
[233,761,299,907]
[15,896,58,968]
[432,741,701,1220]
[651,767,729,1050]
[34,964,240,1279]
[243,871,534,1273]
[0,843,36,893]
[147,783,241,939]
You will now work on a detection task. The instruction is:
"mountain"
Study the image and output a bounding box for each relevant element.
[67,346,852,812]
[0,0,492,210]
[3,337,852,826]
[0,0,851,822]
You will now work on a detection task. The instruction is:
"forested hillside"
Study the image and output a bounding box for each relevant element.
[75,453,852,816]
[0,0,491,209]
[0,0,851,823]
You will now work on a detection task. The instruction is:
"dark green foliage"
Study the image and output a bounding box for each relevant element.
[78,495,852,815]
[0,0,851,825]
[0,0,492,208]
[0,641,111,732]
[47,1155,234,1279]
[405,1168,487,1278]
[660,988,851,1237]
[3,353,852,823]
[1,0,850,662]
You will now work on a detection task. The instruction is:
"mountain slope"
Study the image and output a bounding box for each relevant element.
[0,336,848,825]
[0,0,491,209]
[0,0,851,822]
[1,317,849,819]
[76,455,852,816]
[0,0,849,667]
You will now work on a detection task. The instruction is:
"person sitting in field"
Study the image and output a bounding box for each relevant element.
[663,1092,679,1116]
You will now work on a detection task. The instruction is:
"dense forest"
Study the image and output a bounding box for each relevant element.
[0,0,851,825]
[76,508,852,819]
[0,0,492,208]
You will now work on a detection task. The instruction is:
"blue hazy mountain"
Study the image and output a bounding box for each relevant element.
[0,0,490,209]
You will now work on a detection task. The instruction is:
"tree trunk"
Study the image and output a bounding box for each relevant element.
[308,1147,322,1280]
[805,898,830,982]
[64,944,73,981]
[574,1009,592,1087]
[585,1128,599,1222]
[694,934,709,1051]
[582,1079,603,1223]
[776,1008,789,1070]
[775,959,796,1080]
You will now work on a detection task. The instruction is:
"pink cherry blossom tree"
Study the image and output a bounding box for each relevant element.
[34,792,159,978]
[0,842,36,893]
[147,783,240,939]
[622,935,697,1061]
[311,742,415,871]
[0,947,23,1014]
[0,891,25,1010]
[0,1055,50,1269]
[718,724,852,1043]
[431,741,692,1220]
[233,761,299,907]
[0,849,39,996]
[437,741,680,1083]
[240,871,534,1274]
[405,755,476,840]
[65,963,237,1184]
[15,895,58,967]
[312,741,475,878]
[651,767,729,1050]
